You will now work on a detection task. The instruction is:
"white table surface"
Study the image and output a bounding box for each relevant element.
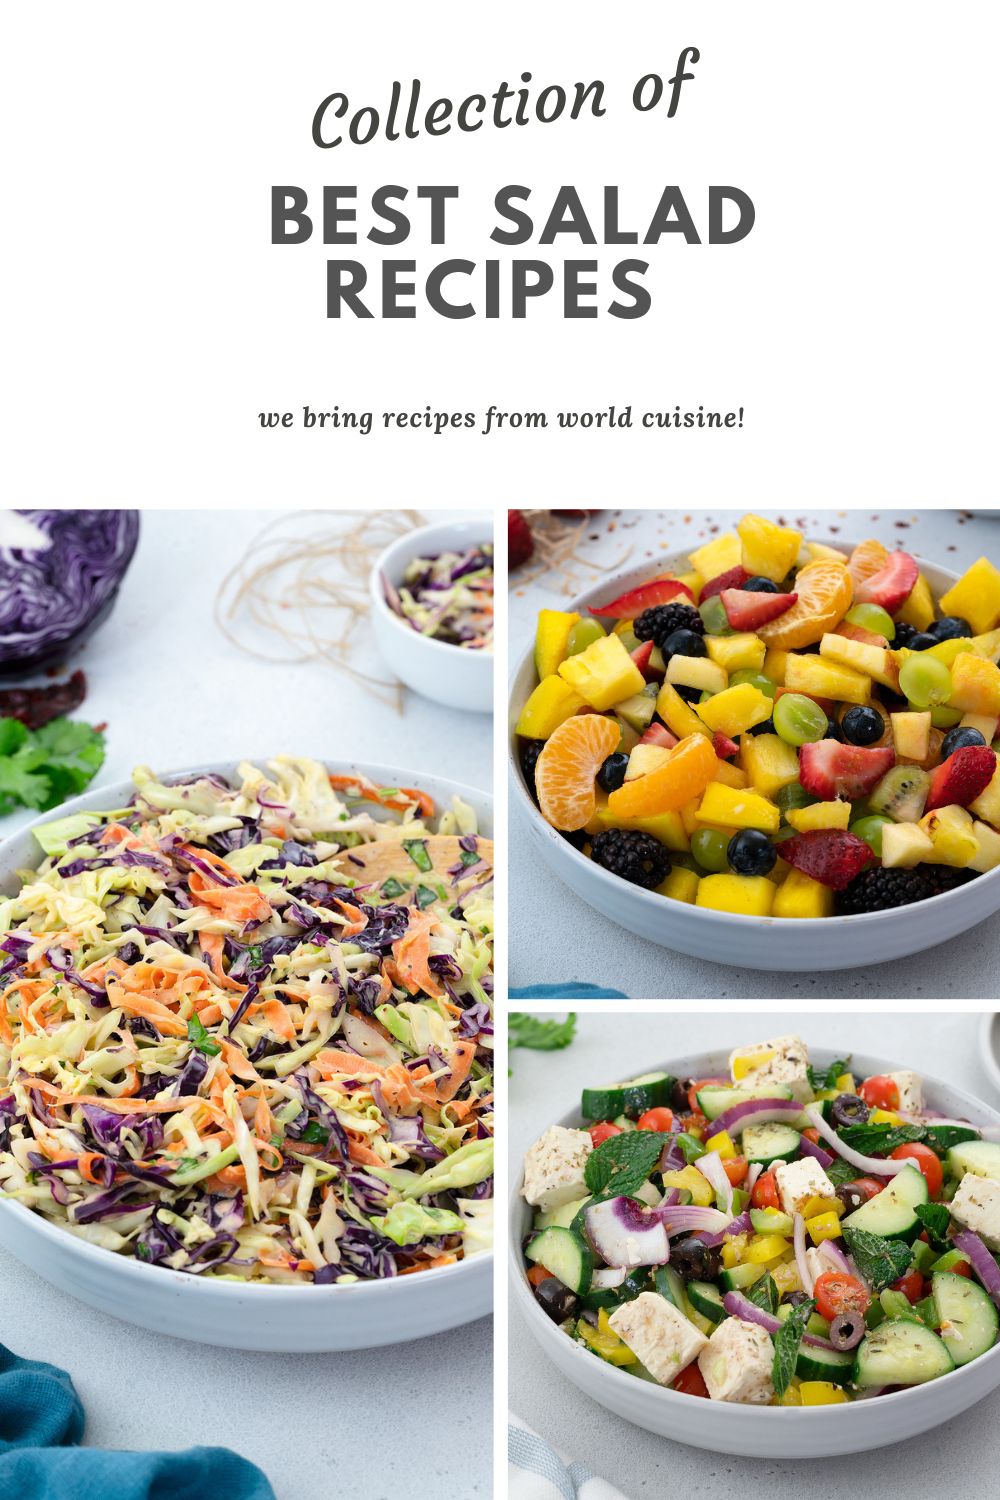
[509,507,1000,997]
[510,1008,1000,1499]
[0,507,492,1500]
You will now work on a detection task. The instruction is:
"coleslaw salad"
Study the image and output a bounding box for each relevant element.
[383,544,494,650]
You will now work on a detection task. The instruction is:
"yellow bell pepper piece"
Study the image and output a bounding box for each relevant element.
[661,1166,714,1208]
[779,1381,803,1406]
[732,1051,776,1081]
[870,1108,903,1126]
[806,1211,843,1245]
[801,1196,844,1220]
[721,1234,748,1269]
[745,1234,790,1264]
[799,1382,849,1406]
[704,1129,737,1160]
[576,1311,638,1365]
[834,1072,855,1092]
[771,1261,803,1296]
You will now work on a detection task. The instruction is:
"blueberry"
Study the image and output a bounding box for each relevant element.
[742,576,779,594]
[674,683,704,703]
[941,725,987,759]
[727,829,777,876]
[597,752,629,792]
[825,718,845,741]
[841,705,885,746]
[907,631,939,651]
[661,627,707,660]
[749,717,776,737]
[932,615,972,641]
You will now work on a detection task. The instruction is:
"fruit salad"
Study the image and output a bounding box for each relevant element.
[520,1036,1000,1405]
[515,515,1000,916]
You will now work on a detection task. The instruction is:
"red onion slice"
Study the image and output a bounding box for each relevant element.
[793,1211,814,1295]
[695,1149,733,1218]
[721,1290,836,1349]
[710,1095,804,1139]
[952,1229,1000,1310]
[805,1105,910,1176]
[799,1134,835,1170]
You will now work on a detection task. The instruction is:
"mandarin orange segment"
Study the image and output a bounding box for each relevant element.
[757,561,853,649]
[535,714,621,831]
[847,538,889,591]
[607,733,718,818]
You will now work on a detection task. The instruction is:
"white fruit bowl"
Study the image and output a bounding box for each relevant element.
[509,544,1000,971]
[510,1046,1000,1458]
[0,760,493,1352]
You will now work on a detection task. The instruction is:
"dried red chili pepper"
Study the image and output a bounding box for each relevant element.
[0,670,87,730]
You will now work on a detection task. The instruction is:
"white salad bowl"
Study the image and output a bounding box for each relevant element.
[510,1047,1000,1458]
[370,517,493,713]
[509,544,1000,971]
[0,760,493,1353]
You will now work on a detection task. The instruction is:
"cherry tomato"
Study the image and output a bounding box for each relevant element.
[848,1177,886,1203]
[527,1264,551,1287]
[637,1107,674,1133]
[801,1127,820,1145]
[950,1260,972,1278]
[858,1074,900,1110]
[679,1111,706,1139]
[889,1142,943,1197]
[589,1122,621,1148]
[813,1271,871,1321]
[891,1270,925,1305]
[672,1363,709,1398]
[687,1079,719,1114]
[751,1169,780,1211]
[723,1156,748,1187]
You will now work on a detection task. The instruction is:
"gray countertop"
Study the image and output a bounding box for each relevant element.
[0,507,492,1500]
[510,1009,1000,1499]
[509,508,1000,997]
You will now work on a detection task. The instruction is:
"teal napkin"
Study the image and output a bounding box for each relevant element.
[509,983,627,999]
[0,1343,275,1499]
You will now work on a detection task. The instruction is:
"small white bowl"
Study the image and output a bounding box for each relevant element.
[370,519,493,713]
[0,760,493,1352]
[977,1012,1000,1099]
[509,543,1000,972]
[510,1046,1000,1458]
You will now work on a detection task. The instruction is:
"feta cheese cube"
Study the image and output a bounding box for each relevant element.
[886,1070,923,1113]
[522,1125,592,1212]
[608,1292,707,1384]
[950,1172,1000,1251]
[698,1316,775,1404]
[729,1034,811,1101]
[774,1156,837,1218]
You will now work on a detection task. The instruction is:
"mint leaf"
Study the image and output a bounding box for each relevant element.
[772,1298,815,1396]
[746,1273,779,1315]
[806,1058,850,1091]
[842,1227,913,1291]
[837,1123,924,1154]
[585,1130,671,1198]
[825,1157,863,1186]
[923,1124,979,1155]
[915,1202,951,1242]
[509,1013,577,1053]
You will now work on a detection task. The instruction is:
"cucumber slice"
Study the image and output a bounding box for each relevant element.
[525,1227,594,1295]
[750,1207,794,1236]
[841,1163,928,1242]
[581,1269,650,1311]
[720,1262,768,1292]
[742,1122,802,1166]
[581,1083,625,1120]
[947,1139,1000,1183]
[653,1263,688,1311]
[687,1279,726,1324]
[854,1318,955,1386]
[581,1071,675,1122]
[696,1083,794,1121]
[795,1343,854,1385]
[534,1196,589,1233]
[931,1248,974,1274]
[931,1271,1000,1366]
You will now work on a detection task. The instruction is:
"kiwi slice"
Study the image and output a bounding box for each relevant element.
[869,764,930,822]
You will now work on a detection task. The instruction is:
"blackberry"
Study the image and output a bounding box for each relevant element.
[590,829,671,889]
[891,621,917,648]
[519,739,544,801]
[562,829,589,851]
[633,602,703,649]
[834,863,972,915]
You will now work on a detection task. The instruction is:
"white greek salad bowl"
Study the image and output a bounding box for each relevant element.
[370,517,493,713]
[510,1046,1000,1458]
[509,543,1000,971]
[0,760,493,1353]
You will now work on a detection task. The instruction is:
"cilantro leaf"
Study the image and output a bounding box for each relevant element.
[772,1299,815,1396]
[187,1014,222,1057]
[584,1130,671,1198]
[745,1273,779,1315]
[841,1227,913,1291]
[509,1013,577,1053]
[0,715,104,816]
[806,1058,850,1091]
[915,1202,951,1242]
[837,1123,925,1154]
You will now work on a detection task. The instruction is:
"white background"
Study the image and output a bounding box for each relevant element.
[2,1,997,504]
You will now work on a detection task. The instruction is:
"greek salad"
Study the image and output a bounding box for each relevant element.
[521,1036,1000,1405]
[0,758,493,1284]
[385,543,494,650]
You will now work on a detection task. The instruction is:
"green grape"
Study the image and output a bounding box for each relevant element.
[691,827,731,872]
[898,654,952,709]
[729,669,777,699]
[698,689,715,703]
[850,814,892,857]
[773,693,829,746]
[567,618,607,655]
[698,596,734,636]
[845,603,895,640]
[930,704,963,729]
[993,739,1000,753]
[776,782,820,813]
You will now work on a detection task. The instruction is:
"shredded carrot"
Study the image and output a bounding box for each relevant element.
[261,998,296,1042]
[199,933,246,992]
[77,1152,108,1185]
[390,909,442,998]
[334,899,368,939]
[328,774,435,818]
[436,1041,476,1102]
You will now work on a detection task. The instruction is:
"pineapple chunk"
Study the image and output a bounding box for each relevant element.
[939,557,1000,636]
[695,683,773,736]
[515,676,586,738]
[594,803,690,851]
[785,801,852,833]
[713,762,749,790]
[666,655,728,694]
[773,868,834,918]
[784,655,871,706]
[696,782,780,833]
[891,711,932,761]
[697,874,775,916]
[949,654,1000,715]
[969,753,1000,825]
[805,542,849,564]
[624,744,673,780]
[960,712,998,740]
[737,514,803,583]
[738,734,801,799]
[971,821,1000,873]
[680,799,702,837]
[558,633,645,711]
[705,634,766,673]
[676,571,703,602]
[657,867,700,903]
[895,573,936,631]
[970,628,1000,661]
[656,681,710,740]
[688,531,742,581]
[918,804,979,867]
[819,633,899,692]
[763,647,790,684]
[881,822,934,868]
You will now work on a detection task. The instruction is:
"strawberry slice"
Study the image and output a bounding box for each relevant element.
[712,731,739,759]
[699,565,750,600]
[780,830,874,891]
[799,740,896,800]
[591,577,694,618]
[853,550,919,612]
[509,509,534,568]
[925,745,996,811]
[834,621,887,648]
[720,589,797,631]
[640,722,678,748]
[630,640,655,676]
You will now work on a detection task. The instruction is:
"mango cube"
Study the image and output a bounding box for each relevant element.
[895,573,936,631]
[558,632,645,711]
[696,782,780,833]
[948,653,1000,715]
[666,654,728,694]
[939,556,1000,635]
[891,711,931,761]
[772,869,833,918]
[713,761,749,790]
[784,654,872,706]
[918,804,979,867]
[705,633,767,673]
[656,681,710,740]
[785,801,851,833]
[695,683,773,736]
[737,514,803,583]
[515,676,586,739]
[738,734,801,799]
[763,647,790,684]
[688,531,742,581]
[595,803,690,850]
[696,874,775,916]
[534,609,581,679]
[657,867,700,903]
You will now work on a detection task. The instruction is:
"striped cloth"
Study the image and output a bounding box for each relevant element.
[508,1414,629,1500]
